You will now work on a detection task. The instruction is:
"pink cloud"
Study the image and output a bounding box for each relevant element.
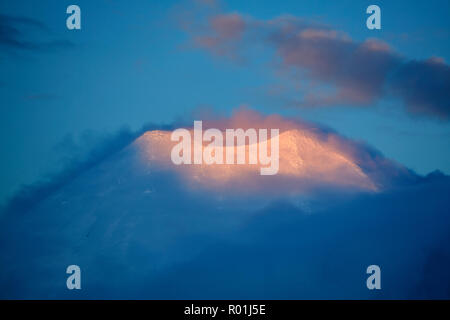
[176,2,450,119]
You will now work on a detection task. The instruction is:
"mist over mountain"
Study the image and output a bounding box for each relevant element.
[0,112,449,299]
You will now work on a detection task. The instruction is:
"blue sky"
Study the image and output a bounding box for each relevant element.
[1,0,449,205]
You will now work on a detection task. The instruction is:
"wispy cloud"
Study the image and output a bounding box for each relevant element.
[0,14,74,53]
[22,93,59,101]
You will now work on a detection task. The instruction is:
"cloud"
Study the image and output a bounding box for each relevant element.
[178,4,450,120]
[146,174,450,299]
[391,57,450,119]
[0,109,449,299]
[0,14,74,53]
[23,93,59,101]
[193,13,246,60]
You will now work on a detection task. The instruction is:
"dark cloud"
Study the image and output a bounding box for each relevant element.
[179,6,450,120]
[0,14,74,53]
[391,57,450,120]
[148,175,450,299]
